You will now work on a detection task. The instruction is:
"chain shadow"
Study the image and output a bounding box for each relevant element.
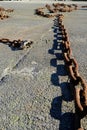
[48,18,75,130]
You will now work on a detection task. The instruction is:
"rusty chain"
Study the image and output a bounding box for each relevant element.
[0,38,33,50]
[35,3,78,18]
[0,7,33,50]
[0,4,86,129]
[57,14,87,130]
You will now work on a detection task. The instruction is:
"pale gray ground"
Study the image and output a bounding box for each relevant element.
[0,2,87,130]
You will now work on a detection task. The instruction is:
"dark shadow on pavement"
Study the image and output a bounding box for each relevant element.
[48,17,75,130]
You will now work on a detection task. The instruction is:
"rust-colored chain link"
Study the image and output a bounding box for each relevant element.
[0,38,33,49]
[35,3,78,18]
[57,14,87,130]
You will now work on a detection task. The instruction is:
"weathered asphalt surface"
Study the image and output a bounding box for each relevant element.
[0,2,87,130]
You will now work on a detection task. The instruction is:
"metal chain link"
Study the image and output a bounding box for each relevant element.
[35,3,78,18]
[0,38,33,49]
[57,14,87,130]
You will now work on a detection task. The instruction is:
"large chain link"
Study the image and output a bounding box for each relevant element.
[57,14,87,130]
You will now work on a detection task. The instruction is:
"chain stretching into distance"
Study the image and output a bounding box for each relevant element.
[57,14,87,130]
